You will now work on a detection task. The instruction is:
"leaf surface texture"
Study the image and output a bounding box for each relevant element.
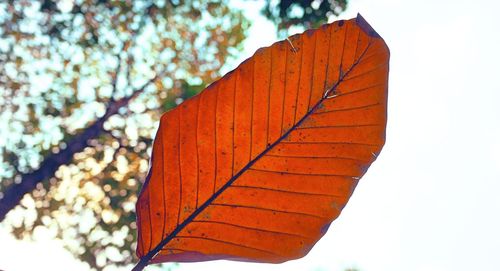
[136,14,390,264]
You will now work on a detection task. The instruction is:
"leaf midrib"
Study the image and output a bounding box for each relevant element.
[137,37,374,267]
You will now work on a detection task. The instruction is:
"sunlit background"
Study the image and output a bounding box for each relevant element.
[1,0,499,270]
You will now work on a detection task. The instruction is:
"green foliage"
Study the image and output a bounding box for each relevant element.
[263,0,348,37]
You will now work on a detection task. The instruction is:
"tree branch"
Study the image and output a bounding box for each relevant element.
[0,7,164,222]
[0,73,164,222]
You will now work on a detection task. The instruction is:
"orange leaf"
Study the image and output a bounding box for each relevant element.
[134,14,389,269]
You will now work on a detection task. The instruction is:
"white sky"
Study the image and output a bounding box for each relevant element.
[1,0,500,270]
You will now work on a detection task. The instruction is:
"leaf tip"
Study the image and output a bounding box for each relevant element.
[355,13,381,38]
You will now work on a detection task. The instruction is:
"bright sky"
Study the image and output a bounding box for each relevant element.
[1,0,500,270]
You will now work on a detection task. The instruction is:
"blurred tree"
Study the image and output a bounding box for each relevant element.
[0,0,247,269]
[0,0,347,270]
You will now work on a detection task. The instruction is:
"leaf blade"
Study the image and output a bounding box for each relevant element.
[136,14,389,265]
